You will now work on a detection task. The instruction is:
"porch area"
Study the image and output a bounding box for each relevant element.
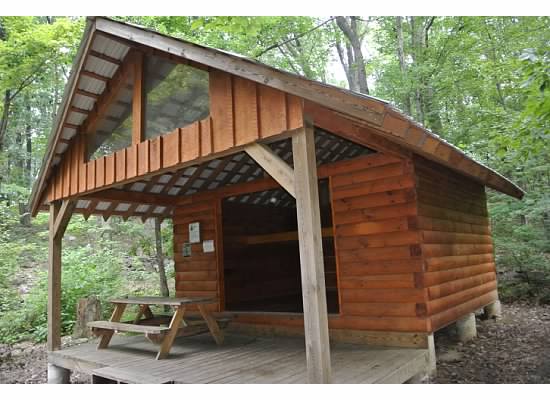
[48,333,428,384]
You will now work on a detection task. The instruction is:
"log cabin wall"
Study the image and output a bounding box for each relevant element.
[46,68,304,203]
[220,183,338,314]
[414,156,498,332]
[222,153,431,334]
[173,201,222,313]
[328,154,429,333]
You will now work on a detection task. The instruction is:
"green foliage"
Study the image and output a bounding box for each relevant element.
[0,246,123,343]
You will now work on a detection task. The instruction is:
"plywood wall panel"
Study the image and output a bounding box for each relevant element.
[209,70,234,152]
[115,148,126,183]
[162,129,180,168]
[126,144,137,179]
[258,85,287,138]
[286,94,304,130]
[233,77,258,146]
[149,136,162,172]
[181,122,200,161]
[137,140,150,176]
[95,157,105,188]
[86,159,95,191]
[199,118,212,156]
[78,138,87,193]
[62,157,70,198]
[69,143,78,195]
[105,154,115,185]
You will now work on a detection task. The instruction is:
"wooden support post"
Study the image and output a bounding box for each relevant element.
[244,142,295,197]
[48,202,62,352]
[292,120,332,384]
[47,363,71,384]
[132,51,144,145]
[48,200,76,352]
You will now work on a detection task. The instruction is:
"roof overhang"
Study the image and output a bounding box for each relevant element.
[30,16,524,217]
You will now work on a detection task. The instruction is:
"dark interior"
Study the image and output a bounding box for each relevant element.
[222,179,338,314]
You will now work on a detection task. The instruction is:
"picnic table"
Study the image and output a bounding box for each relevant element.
[87,296,224,360]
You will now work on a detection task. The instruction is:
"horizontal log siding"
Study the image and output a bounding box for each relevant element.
[173,201,222,312]
[330,153,430,332]
[46,70,304,202]
[414,156,498,332]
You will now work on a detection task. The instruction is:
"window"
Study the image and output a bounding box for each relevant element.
[86,70,134,160]
[144,55,209,140]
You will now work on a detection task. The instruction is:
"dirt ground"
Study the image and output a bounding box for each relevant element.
[433,303,550,383]
[1,303,549,384]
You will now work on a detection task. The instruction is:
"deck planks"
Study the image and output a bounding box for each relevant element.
[49,333,427,384]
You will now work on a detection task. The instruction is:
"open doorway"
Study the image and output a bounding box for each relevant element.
[221,179,338,314]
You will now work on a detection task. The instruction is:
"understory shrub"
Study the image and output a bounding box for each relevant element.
[0,245,123,343]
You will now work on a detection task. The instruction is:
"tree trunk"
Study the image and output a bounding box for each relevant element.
[395,16,412,115]
[0,90,11,151]
[154,218,170,304]
[25,103,32,185]
[335,17,369,95]
[409,17,424,124]
[73,296,101,338]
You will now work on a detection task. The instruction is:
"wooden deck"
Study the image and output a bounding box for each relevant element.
[49,333,428,384]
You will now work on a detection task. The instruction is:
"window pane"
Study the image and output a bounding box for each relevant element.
[86,70,134,160]
[144,55,209,140]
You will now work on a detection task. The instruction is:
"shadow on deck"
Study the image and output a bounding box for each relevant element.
[48,333,428,384]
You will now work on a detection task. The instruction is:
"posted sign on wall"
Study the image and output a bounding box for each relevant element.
[189,222,200,244]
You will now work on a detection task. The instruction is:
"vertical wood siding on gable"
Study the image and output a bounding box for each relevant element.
[46,70,303,202]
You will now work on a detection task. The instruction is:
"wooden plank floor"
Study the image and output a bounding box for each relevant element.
[49,333,428,384]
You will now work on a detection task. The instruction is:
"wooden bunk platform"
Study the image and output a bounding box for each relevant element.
[48,333,428,384]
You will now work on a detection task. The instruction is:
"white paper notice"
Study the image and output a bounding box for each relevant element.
[203,240,215,253]
[189,222,200,244]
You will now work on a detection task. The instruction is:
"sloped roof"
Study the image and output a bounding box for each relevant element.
[30,16,523,216]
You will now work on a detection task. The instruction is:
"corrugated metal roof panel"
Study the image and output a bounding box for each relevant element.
[96,201,110,211]
[66,111,87,125]
[61,127,77,140]
[91,34,130,61]
[115,203,130,212]
[76,200,91,209]
[55,143,69,154]
[168,187,181,196]
[136,204,149,213]
[84,56,117,79]
[150,184,164,193]
[72,93,95,111]
[157,174,172,184]
[130,182,146,192]
[78,75,105,95]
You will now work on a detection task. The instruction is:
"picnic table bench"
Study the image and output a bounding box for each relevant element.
[88,296,224,360]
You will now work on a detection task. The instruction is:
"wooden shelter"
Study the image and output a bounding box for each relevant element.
[30,17,523,384]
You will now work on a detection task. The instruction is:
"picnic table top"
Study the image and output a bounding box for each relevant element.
[110,296,216,306]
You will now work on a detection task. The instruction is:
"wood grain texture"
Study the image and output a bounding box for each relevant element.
[209,70,234,152]
[259,85,287,138]
[162,129,180,168]
[413,155,498,331]
[233,77,258,146]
